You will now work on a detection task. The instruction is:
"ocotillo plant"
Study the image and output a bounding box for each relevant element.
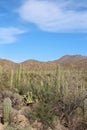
[3,97,12,125]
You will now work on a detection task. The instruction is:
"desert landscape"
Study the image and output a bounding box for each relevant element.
[0,55,87,130]
[0,0,87,129]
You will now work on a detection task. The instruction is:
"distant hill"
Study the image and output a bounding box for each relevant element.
[20,59,56,70]
[53,55,87,64]
[0,55,87,70]
[0,58,18,70]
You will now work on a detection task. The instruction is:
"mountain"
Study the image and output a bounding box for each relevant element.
[52,55,87,69]
[0,58,18,70]
[0,55,87,70]
[20,59,56,70]
[20,55,87,70]
[53,55,87,64]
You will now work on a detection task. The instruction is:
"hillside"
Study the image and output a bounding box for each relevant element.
[0,58,18,70]
[53,55,87,64]
[20,59,56,70]
[0,55,87,70]
[52,55,87,69]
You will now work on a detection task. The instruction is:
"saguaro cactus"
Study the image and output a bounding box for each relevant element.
[56,65,61,94]
[3,97,12,125]
[10,70,14,89]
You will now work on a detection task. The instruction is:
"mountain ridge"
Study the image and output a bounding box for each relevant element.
[0,55,87,70]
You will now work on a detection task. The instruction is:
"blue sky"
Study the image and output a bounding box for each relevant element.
[0,0,87,63]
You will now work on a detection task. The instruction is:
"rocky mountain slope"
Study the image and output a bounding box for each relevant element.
[0,55,87,70]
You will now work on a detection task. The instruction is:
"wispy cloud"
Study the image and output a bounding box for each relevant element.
[18,0,87,32]
[0,27,25,44]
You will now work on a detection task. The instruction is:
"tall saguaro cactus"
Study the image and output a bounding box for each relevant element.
[0,65,3,85]
[3,97,12,125]
[10,70,14,89]
[56,65,61,94]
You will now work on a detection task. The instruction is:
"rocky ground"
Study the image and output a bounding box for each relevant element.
[0,105,68,130]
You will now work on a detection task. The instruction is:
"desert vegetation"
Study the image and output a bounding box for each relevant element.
[0,56,87,130]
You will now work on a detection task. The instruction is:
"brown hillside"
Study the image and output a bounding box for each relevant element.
[53,55,87,64]
[0,58,18,70]
[0,55,87,70]
[20,59,56,70]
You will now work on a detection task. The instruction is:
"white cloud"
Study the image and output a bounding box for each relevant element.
[18,0,87,32]
[0,27,25,44]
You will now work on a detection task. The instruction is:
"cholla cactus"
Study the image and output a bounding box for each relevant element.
[3,97,12,125]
